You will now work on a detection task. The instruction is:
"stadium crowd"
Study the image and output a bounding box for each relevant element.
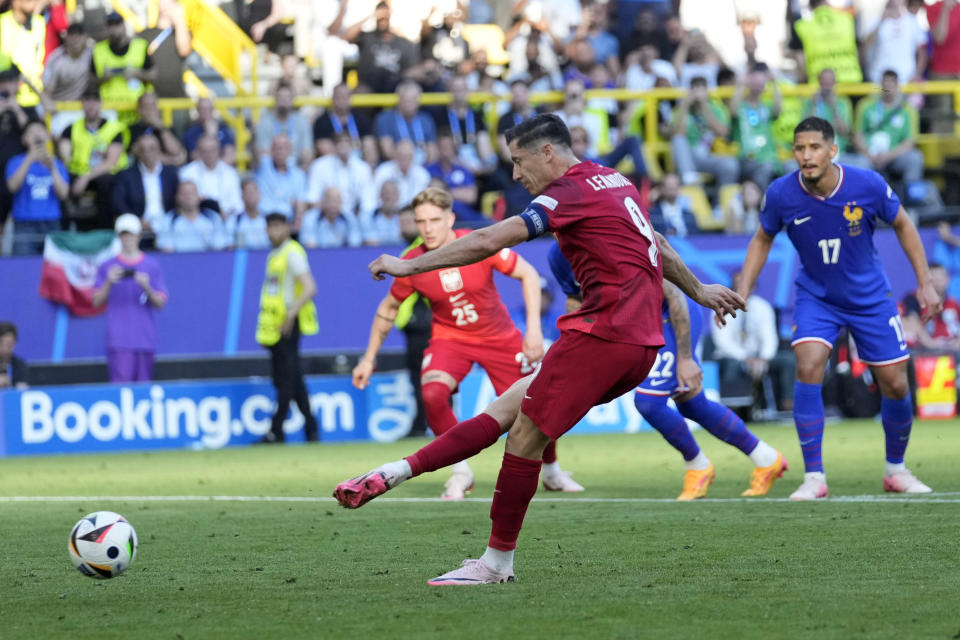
[0,0,958,256]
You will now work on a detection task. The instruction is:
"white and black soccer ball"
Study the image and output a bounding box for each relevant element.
[68,511,138,579]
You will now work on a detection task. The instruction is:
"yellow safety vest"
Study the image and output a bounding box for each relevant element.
[256,240,319,346]
[68,118,130,175]
[794,6,862,84]
[0,11,45,106]
[92,38,151,120]
[0,51,11,70]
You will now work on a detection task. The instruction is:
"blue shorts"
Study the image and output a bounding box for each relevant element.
[791,290,909,366]
[636,297,704,396]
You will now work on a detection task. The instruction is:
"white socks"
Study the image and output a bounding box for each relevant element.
[748,440,779,467]
[451,460,472,476]
[379,459,412,487]
[885,461,906,476]
[684,451,711,471]
[805,471,826,483]
[541,461,562,477]
[480,546,514,573]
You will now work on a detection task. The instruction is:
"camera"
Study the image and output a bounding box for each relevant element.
[121,268,136,278]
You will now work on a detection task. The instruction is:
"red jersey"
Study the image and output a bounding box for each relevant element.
[519,161,664,347]
[389,229,521,344]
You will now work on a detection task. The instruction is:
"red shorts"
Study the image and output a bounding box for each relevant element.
[521,330,659,439]
[422,332,528,395]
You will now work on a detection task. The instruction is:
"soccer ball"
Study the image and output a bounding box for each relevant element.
[68,511,138,579]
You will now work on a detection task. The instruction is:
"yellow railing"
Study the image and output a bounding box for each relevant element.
[55,81,960,172]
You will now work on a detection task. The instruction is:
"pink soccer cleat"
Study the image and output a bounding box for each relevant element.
[427,558,515,586]
[333,471,391,509]
[883,469,932,494]
[541,471,585,492]
[789,475,829,501]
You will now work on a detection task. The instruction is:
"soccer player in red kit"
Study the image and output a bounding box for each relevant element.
[352,187,583,498]
[334,114,745,585]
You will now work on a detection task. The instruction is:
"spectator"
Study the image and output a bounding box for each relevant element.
[182,97,236,165]
[372,139,431,208]
[669,75,739,187]
[256,134,307,225]
[0,70,37,236]
[300,185,362,248]
[505,7,563,90]
[497,79,536,161]
[225,179,270,249]
[255,82,313,168]
[568,125,647,182]
[624,44,678,91]
[375,79,437,165]
[91,12,156,125]
[178,135,243,218]
[92,214,168,383]
[306,131,375,225]
[516,0,582,45]
[724,178,763,236]
[924,0,960,133]
[572,2,620,78]
[671,28,722,88]
[649,173,698,237]
[155,180,227,252]
[0,321,28,389]
[555,78,607,158]
[61,89,128,230]
[508,33,564,93]
[137,0,192,101]
[563,38,599,88]
[291,0,350,96]
[127,92,187,166]
[365,180,403,246]
[342,1,419,94]
[801,68,868,168]
[313,83,376,164]
[420,3,469,72]
[426,131,484,224]
[240,0,286,50]
[111,132,179,231]
[0,0,47,107]
[620,8,667,61]
[793,0,862,83]
[853,70,924,187]
[5,121,68,255]
[711,270,794,414]
[44,0,69,63]
[730,63,781,189]
[43,23,92,135]
[863,0,928,86]
[900,261,960,350]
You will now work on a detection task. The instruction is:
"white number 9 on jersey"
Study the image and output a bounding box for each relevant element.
[624,196,659,267]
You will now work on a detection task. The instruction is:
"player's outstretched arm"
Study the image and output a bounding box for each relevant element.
[738,227,775,301]
[369,217,530,280]
[353,293,402,389]
[656,231,746,326]
[663,281,703,397]
[892,206,942,321]
[509,255,545,363]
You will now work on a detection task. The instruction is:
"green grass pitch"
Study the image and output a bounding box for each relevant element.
[2,418,959,639]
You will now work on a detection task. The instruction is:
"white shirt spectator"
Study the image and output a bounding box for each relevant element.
[300,210,362,248]
[140,162,165,230]
[225,211,270,249]
[679,62,719,89]
[179,160,243,218]
[710,293,778,361]
[866,11,927,84]
[364,211,403,245]
[372,161,431,208]
[555,109,607,157]
[155,210,228,252]
[624,59,678,91]
[306,154,376,222]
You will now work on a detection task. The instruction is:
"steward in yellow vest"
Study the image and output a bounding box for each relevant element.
[0,7,45,106]
[66,92,130,177]
[93,13,156,123]
[255,213,320,444]
[794,1,863,84]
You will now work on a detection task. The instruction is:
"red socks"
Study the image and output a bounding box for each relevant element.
[542,440,558,464]
[405,413,502,477]
[488,453,542,551]
[421,381,458,436]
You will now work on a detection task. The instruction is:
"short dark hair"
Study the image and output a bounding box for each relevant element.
[794,116,835,142]
[0,322,17,340]
[689,76,708,88]
[882,68,899,82]
[66,23,84,35]
[503,113,571,152]
[265,213,289,225]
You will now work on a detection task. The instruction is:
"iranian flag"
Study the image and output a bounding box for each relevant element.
[38,231,119,317]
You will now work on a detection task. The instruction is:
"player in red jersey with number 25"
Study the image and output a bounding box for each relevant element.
[335,114,745,585]
[352,187,582,498]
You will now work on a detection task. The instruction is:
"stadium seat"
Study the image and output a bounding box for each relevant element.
[680,185,724,231]
[481,191,502,218]
[718,183,741,212]
[461,24,510,66]
[641,143,664,182]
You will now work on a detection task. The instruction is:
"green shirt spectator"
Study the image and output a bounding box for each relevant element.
[677,98,730,151]
[802,68,855,153]
[854,93,918,156]
[734,102,779,164]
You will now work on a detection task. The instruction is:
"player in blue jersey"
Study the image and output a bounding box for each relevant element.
[548,243,788,499]
[738,116,941,500]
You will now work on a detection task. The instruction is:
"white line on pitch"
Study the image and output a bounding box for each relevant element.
[1,494,959,504]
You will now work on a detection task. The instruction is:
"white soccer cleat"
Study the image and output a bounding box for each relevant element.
[541,470,585,492]
[789,475,829,501]
[427,558,515,586]
[441,471,475,500]
[883,469,932,494]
